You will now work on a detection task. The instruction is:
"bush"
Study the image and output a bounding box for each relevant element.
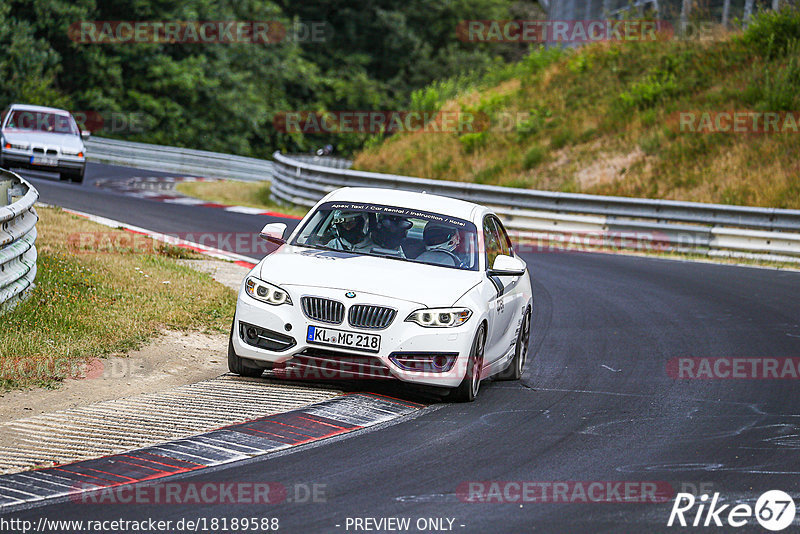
[550,129,575,150]
[458,131,488,153]
[523,145,546,169]
[431,156,453,178]
[618,72,678,110]
[514,106,551,141]
[743,42,800,111]
[741,6,800,58]
[639,132,661,155]
[474,163,503,184]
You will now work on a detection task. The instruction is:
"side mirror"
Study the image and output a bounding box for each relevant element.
[80,130,91,140]
[259,222,287,245]
[488,254,526,277]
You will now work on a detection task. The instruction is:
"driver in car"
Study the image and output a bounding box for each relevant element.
[325,211,374,252]
[421,223,469,268]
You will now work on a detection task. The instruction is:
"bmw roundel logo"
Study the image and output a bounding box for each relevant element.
[345,291,356,298]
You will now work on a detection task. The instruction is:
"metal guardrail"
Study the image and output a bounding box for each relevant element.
[78,135,800,261]
[85,137,273,182]
[546,0,781,29]
[271,152,800,261]
[0,169,38,312]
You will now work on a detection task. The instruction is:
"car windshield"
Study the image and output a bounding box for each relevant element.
[292,201,479,271]
[4,110,79,135]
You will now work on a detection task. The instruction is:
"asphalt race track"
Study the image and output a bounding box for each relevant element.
[19,162,298,254]
[3,163,800,533]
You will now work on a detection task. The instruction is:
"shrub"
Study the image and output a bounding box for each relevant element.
[618,72,678,110]
[741,6,800,58]
[744,42,800,111]
[523,145,546,169]
[474,163,503,184]
[458,131,487,153]
[550,129,575,150]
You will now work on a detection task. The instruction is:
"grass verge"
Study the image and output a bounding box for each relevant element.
[0,207,236,392]
[175,180,309,218]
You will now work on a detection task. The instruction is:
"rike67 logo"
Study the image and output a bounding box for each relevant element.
[668,490,796,531]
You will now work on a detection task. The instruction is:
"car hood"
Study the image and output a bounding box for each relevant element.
[2,129,84,151]
[258,245,481,307]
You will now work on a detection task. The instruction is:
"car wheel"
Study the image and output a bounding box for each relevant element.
[228,325,264,378]
[450,324,486,402]
[59,170,83,183]
[497,308,531,381]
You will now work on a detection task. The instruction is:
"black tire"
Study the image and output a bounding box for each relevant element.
[60,169,84,183]
[497,308,531,381]
[228,325,264,377]
[450,324,486,402]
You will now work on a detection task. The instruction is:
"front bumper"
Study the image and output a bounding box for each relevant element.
[231,285,477,388]
[1,149,85,173]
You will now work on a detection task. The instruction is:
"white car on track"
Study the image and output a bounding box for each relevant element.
[229,187,533,401]
[0,103,89,183]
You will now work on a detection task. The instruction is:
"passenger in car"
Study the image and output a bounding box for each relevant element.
[371,214,413,258]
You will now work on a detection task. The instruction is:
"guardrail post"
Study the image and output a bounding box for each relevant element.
[8,185,25,205]
[0,179,10,207]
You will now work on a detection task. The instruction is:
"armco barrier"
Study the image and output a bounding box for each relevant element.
[85,137,273,182]
[271,152,800,261]
[0,169,38,311]
[77,134,800,261]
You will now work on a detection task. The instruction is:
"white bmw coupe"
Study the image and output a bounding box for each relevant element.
[229,187,533,401]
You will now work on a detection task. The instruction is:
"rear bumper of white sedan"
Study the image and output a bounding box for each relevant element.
[231,283,479,389]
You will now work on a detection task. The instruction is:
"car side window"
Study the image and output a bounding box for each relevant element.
[492,216,513,257]
[483,216,502,270]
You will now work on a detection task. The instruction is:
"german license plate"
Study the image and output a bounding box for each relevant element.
[306,325,380,353]
[30,156,57,166]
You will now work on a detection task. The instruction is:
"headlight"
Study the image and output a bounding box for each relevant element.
[405,307,472,328]
[245,277,292,306]
[4,142,29,150]
[62,148,83,156]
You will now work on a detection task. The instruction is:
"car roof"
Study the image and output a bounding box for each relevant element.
[7,103,71,115]
[323,187,484,221]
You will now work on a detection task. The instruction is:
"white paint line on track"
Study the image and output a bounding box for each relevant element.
[160,197,208,205]
[224,205,273,215]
